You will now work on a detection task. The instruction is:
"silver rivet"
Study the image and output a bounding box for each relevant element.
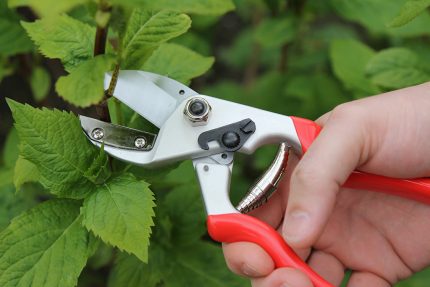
[203,165,209,172]
[134,137,146,149]
[179,89,185,95]
[92,128,104,140]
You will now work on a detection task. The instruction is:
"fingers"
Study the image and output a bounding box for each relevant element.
[223,242,275,278]
[347,272,390,287]
[307,251,345,286]
[283,105,368,249]
[251,268,313,287]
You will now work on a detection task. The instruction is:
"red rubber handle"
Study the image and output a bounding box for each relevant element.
[290,116,430,201]
[208,213,333,287]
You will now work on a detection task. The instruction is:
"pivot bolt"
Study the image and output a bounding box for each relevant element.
[222,131,240,148]
[134,137,146,149]
[92,128,104,140]
[184,97,211,126]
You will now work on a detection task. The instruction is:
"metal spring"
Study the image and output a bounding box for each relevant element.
[236,143,290,213]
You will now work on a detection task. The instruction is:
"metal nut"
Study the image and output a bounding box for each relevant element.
[183,97,211,126]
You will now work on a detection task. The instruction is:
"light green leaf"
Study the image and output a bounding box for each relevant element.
[81,173,155,262]
[331,0,430,37]
[7,99,110,198]
[389,0,430,27]
[0,199,94,287]
[3,128,19,168]
[22,15,95,72]
[14,156,40,191]
[330,39,380,96]
[366,47,430,89]
[111,0,235,15]
[143,43,214,84]
[0,168,14,188]
[56,55,115,107]
[254,17,296,48]
[8,0,88,18]
[0,18,32,56]
[122,10,191,69]
[30,66,51,102]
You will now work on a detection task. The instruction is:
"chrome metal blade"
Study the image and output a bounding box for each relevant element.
[104,70,197,128]
[80,116,157,151]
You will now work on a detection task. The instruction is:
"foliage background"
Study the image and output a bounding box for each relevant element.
[1,0,430,286]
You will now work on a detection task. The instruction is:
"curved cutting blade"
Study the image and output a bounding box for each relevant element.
[105,70,198,128]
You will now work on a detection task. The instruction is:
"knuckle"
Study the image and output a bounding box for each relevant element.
[330,102,364,122]
[291,164,319,188]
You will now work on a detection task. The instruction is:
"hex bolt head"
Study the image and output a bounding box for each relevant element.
[92,128,104,140]
[184,97,211,126]
[134,137,146,149]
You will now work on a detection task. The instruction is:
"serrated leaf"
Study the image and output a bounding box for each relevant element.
[0,199,94,287]
[8,0,88,18]
[143,43,214,84]
[30,66,51,102]
[56,55,115,108]
[389,0,430,27]
[331,0,430,37]
[22,15,95,72]
[81,173,155,262]
[7,99,110,198]
[366,47,430,89]
[111,0,235,16]
[14,156,40,191]
[330,39,380,96]
[254,17,296,48]
[122,10,191,69]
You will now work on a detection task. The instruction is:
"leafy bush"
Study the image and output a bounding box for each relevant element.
[0,0,430,286]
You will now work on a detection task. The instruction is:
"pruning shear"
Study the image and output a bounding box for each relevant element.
[79,70,430,287]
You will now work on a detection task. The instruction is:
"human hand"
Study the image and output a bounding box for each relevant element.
[223,83,430,286]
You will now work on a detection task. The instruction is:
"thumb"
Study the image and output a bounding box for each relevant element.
[283,107,369,249]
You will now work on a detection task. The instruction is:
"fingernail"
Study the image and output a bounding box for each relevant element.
[283,210,310,244]
[242,263,259,277]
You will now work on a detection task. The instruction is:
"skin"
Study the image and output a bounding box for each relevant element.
[222,82,430,286]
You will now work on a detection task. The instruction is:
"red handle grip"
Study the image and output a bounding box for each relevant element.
[208,213,333,287]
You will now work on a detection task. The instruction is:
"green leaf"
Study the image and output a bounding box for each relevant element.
[0,169,14,188]
[111,0,235,16]
[81,173,155,262]
[56,55,115,107]
[22,15,95,72]
[330,39,380,96]
[0,184,37,231]
[254,17,296,48]
[389,0,430,27]
[0,17,32,56]
[122,10,191,69]
[3,128,19,168]
[108,251,162,287]
[0,199,94,287]
[30,66,51,102]
[331,0,430,37]
[366,47,430,89]
[8,0,88,18]
[143,43,214,84]
[14,156,40,191]
[7,99,110,199]
[109,242,249,287]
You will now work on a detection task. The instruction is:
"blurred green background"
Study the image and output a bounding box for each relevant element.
[1,0,430,286]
